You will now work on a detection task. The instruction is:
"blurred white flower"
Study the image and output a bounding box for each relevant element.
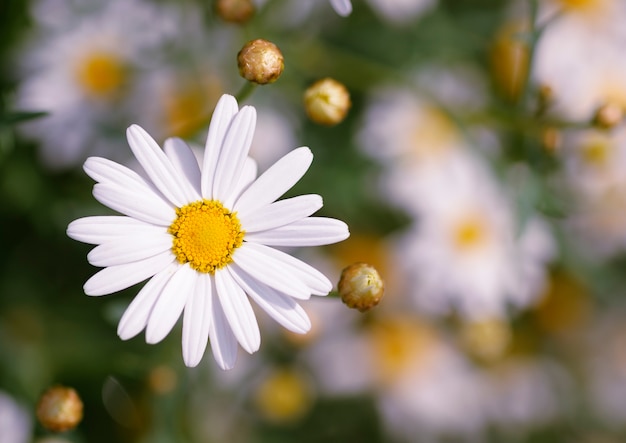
[15,0,181,169]
[0,391,31,443]
[534,0,626,121]
[365,0,437,25]
[67,94,349,370]
[560,126,626,257]
[394,155,555,319]
[307,313,490,441]
[483,358,567,433]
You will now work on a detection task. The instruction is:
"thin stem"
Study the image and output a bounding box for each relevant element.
[234,81,257,104]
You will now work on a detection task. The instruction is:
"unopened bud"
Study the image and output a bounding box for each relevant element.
[338,262,384,312]
[490,21,530,102]
[460,318,511,363]
[36,386,83,432]
[304,77,351,126]
[237,39,284,85]
[541,127,561,153]
[215,0,255,24]
[594,103,623,129]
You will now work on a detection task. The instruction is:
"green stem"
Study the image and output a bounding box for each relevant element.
[234,81,257,104]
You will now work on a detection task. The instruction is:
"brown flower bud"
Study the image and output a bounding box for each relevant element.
[338,262,384,312]
[237,39,284,85]
[215,0,255,24]
[36,386,83,432]
[594,102,623,129]
[304,77,351,126]
[490,21,530,102]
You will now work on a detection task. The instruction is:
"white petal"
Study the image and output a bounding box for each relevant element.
[93,183,176,226]
[229,266,311,334]
[234,147,313,216]
[84,157,148,189]
[242,242,332,295]
[87,233,173,267]
[214,106,257,207]
[84,251,175,296]
[202,94,239,199]
[240,194,323,233]
[214,269,261,354]
[230,157,258,203]
[117,263,179,340]
[164,137,202,198]
[209,277,239,370]
[232,244,311,300]
[68,216,163,245]
[245,217,350,247]
[146,264,196,344]
[330,0,352,16]
[182,273,212,367]
[126,125,197,206]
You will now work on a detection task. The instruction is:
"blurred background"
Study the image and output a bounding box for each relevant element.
[2,0,626,442]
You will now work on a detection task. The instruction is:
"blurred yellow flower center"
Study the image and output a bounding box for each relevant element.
[370,318,436,383]
[453,216,488,250]
[559,0,602,10]
[254,369,311,422]
[76,52,127,98]
[412,108,459,157]
[168,200,244,274]
[581,140,610,166]
[163,78,221,138]
[460,318,511,362]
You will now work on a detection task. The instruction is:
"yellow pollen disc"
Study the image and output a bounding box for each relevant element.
[168,200,244,274]
[453,216,487,250]
[581,139,611,167]
[76,52,127,98]
[559,0,602,10]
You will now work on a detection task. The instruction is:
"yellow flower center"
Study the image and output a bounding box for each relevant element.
[253,368,312,423]
[369,317,437,383]
[559,0,602,10]
[168,200,244,274]
[581,139,611,167]
[453,216,488,250]
[76,52,127,99]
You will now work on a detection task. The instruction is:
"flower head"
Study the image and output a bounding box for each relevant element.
[67,94,349,369]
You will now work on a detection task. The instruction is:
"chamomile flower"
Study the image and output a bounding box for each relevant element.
[15,0,179,168]
[67,94,350,369]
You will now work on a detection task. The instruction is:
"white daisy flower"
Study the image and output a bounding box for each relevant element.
[67,94,350,369]
[15,0,180,169]
[394,156,555,319]
[329,0,352,16]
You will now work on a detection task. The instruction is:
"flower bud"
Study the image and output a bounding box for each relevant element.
[36,386,83,432]
[490,21,529,102]
[237,39,284,85]
[215,0,255,24]
[338,262,384,312]
[594,102,623,129]
[460,318,511,363]
[303,77,351,126]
